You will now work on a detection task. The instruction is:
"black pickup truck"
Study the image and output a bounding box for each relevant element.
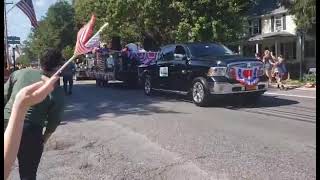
[138,43,268,106]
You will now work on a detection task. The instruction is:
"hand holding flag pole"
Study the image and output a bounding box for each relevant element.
[52,15,108,78]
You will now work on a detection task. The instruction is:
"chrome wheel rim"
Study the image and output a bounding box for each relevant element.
[193,82,204,103]
[145,78,151,94]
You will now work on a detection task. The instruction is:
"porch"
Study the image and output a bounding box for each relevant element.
[237,32,316,69]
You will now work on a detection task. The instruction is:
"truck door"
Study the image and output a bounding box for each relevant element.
[155,46,175,89]
[170,45,190,91]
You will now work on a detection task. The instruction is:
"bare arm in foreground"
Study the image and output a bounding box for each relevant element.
[4,75,59,180]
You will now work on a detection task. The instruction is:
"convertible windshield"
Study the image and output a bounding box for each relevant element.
[188,44,235,58]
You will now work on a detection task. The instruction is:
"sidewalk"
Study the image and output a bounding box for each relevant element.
[269,83,316,90]
[295,87,317,91]
[266,86,316,99]
[268,83,300,90]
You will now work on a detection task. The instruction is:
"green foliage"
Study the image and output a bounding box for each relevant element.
[73,0,251,47]
[62,45,74,59]
[24,0,252,56]
[173,0,252,43]
[303,73,316,83]
[283,0,316,34]
[16,54,30,66]
[24,1,76,59]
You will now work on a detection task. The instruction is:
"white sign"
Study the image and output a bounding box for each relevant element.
[159,67,168,77]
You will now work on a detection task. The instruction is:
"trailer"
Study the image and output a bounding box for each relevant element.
[86,48,158,87]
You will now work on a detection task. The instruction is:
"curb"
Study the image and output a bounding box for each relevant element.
[268,84,301,90]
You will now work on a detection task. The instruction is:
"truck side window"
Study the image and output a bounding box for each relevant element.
[174,45,187,60]
[174,46,186,55]
[160,46,175,61]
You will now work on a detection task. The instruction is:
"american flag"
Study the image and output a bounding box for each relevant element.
[74,15,97,56]
[16,0,38,28]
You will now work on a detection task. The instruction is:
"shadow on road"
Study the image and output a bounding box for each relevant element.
[142,90,300,109]
[62,82,186,123]
[61,82,302,124]
[216,95,300,109]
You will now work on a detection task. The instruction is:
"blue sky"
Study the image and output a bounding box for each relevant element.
[6,0,66,43]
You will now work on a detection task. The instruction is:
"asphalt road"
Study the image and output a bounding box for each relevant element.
[9,80,316,180]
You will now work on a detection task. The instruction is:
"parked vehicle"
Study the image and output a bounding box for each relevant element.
[138,43,268,106]
[72,54,94,81]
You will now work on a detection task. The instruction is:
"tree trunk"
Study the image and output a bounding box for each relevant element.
[111,36,122,50]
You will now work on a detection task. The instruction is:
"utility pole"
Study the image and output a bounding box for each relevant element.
[12,46,15,71]
[4,0,13,70]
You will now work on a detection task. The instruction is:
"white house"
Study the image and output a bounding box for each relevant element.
[238,0,316,69]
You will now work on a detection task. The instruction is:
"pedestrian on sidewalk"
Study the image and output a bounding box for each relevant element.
[255,52,262,61]
[273,54,288,90]
[262,50,276,83]
[4,48,65,180]
[61,61,76,95]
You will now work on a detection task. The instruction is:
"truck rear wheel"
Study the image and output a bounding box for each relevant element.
[192,78,210,107]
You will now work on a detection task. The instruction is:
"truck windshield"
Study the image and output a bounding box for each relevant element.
[188,44,235,58]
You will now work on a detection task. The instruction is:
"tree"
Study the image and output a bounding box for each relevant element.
[281,0,316,35]
[62,45,74,59]
[173,0,253,43]
[16,54,30,66]
[26,1,76,58]
[73,0,252,48]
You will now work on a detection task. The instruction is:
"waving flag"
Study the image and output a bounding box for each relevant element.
[74,15,96,56]
[16,0,38,28]
[85,32,100,49]
[53,16,109,77]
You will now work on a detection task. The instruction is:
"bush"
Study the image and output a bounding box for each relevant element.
[286,61,307,79]
[303,73,316,83]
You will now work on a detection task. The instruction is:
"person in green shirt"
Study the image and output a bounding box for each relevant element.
[4,48,65,180]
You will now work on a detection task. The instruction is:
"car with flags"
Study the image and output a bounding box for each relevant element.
[139,43,269,106]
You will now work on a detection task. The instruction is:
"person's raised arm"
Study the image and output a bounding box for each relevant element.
[4,75,59,180]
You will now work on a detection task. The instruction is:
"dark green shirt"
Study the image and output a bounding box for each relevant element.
[4,68,65,133]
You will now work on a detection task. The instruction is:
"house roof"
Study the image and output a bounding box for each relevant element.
[248,31,295,41]
[247,0,288,17]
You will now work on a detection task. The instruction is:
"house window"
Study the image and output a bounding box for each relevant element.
[275,16,282,32]
[305,40,315,58]
[252,19,260,34]
[248,19,261,35]
[283,42,297,60]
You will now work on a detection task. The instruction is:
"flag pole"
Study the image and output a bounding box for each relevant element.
[4,1,13,70]
[52,22,109,78]
[6,2,17,14]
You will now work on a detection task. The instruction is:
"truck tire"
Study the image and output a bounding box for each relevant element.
[192,78,210,107]
[144,75,153,96]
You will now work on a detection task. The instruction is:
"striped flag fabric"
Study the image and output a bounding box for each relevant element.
[85,31,100,49]
[16,0,38,28]
[74,15,97,56]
